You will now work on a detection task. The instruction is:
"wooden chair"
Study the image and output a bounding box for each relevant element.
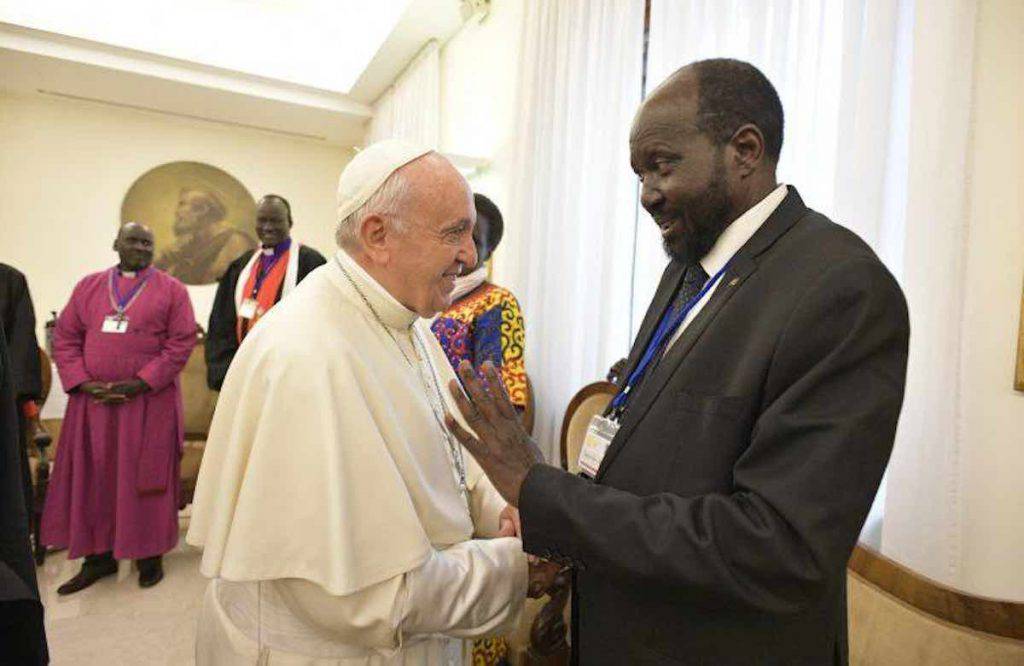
[26,346,54,564]
[559,382,616,474]
[848,543,1024,664]
[178,328,218,505]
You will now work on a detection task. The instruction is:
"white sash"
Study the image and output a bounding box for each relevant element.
[233,242,303,310]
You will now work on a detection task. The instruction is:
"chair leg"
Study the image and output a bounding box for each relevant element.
[32,456,49,566]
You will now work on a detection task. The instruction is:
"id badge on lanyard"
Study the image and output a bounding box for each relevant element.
[577,415,620,478]
[238,298,259,319]
[106,268,148,335]
[101,314,128,334]
[579,263,731,478]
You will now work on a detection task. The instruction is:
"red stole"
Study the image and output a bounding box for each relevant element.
[236,249,290,343]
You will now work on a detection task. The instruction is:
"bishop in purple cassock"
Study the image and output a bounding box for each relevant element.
[42,222,195,594]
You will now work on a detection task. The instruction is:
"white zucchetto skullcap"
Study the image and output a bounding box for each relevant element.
[336,139,432,222]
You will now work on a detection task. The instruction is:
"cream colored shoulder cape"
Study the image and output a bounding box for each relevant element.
[186,260,479,596]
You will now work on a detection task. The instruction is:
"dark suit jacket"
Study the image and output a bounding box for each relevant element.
[0,327,48,664]
[205,244,326,390]
[0,264,42,401]
[519,188,909,665]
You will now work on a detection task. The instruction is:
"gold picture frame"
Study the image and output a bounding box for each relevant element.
[121,161,257,286]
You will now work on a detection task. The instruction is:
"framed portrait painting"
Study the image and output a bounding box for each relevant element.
[121,162,257,286]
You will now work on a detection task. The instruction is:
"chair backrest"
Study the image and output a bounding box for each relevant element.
[848,544,1024,664]
[180,330,218,439]
[37,346,51,408]
[559,381,617,473]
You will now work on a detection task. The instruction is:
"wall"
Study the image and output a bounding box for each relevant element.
[437,0,525,287]
[0,91,352,339]
[956,0,1024,600]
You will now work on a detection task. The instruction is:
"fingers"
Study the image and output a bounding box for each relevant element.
[443,412,483,456]
[457,361,499,422]
[448,378,483,428]
[480,362,517,420]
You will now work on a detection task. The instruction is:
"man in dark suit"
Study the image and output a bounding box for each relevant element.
[205,194,326,390]
[444,59,909,664]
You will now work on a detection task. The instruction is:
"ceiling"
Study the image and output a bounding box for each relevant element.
[0,0,474,146]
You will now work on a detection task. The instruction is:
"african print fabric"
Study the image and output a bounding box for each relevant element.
[431,282,527,408]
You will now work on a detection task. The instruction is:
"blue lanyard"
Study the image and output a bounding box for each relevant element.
[109,268,150,314]
[610,263,730,417]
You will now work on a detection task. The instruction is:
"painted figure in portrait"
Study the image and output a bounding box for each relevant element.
[122,162,257,286]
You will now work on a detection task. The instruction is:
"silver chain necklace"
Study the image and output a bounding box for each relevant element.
[335,258,469,501]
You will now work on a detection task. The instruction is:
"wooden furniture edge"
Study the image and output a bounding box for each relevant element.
[558,381,617,470]
[849,543,1024,640]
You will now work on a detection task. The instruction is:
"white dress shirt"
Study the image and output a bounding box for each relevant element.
[664,183,789,352]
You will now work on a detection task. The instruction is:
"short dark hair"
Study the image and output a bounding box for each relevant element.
[473,193,504,251]
[260,194,292,224]
[690,59,784,163]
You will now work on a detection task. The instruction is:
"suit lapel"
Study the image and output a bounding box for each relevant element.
[595,187,809,481]
[608,261,686,410]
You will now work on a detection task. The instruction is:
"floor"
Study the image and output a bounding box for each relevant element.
[38,511,204,665]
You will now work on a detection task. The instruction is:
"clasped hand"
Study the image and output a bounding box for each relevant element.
[79,379,149,404]
[448,358,564,601]
[497,504,562,599]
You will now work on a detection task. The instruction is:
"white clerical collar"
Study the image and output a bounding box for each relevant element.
[334,249,418,330]
[700,183,788,276]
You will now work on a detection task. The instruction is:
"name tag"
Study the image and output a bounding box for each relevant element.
[102,315,128,334]
[577,415,619,478]
[238,298,258,319]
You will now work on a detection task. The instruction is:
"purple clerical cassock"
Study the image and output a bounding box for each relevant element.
[42,266,195,562]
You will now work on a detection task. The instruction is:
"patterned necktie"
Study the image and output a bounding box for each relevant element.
[671,262,711,317]
[646,262,709,373]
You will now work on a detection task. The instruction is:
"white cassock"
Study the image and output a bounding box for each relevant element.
[185,246,527,665]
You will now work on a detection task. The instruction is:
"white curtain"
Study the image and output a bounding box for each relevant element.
[878,0,978,588]
[506,0,645,461]
[368,41,441,148]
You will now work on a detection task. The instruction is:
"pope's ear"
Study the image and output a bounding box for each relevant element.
[358,214,390,259]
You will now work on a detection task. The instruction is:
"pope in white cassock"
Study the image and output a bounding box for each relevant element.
[186,141,556,665]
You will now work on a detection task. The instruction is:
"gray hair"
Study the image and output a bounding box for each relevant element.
[335,169,411,248]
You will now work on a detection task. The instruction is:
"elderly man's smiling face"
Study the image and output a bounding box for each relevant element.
[629,69,734,265]
[384,155,478,317]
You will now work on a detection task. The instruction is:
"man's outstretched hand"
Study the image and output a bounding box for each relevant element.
[444,360,546,507]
